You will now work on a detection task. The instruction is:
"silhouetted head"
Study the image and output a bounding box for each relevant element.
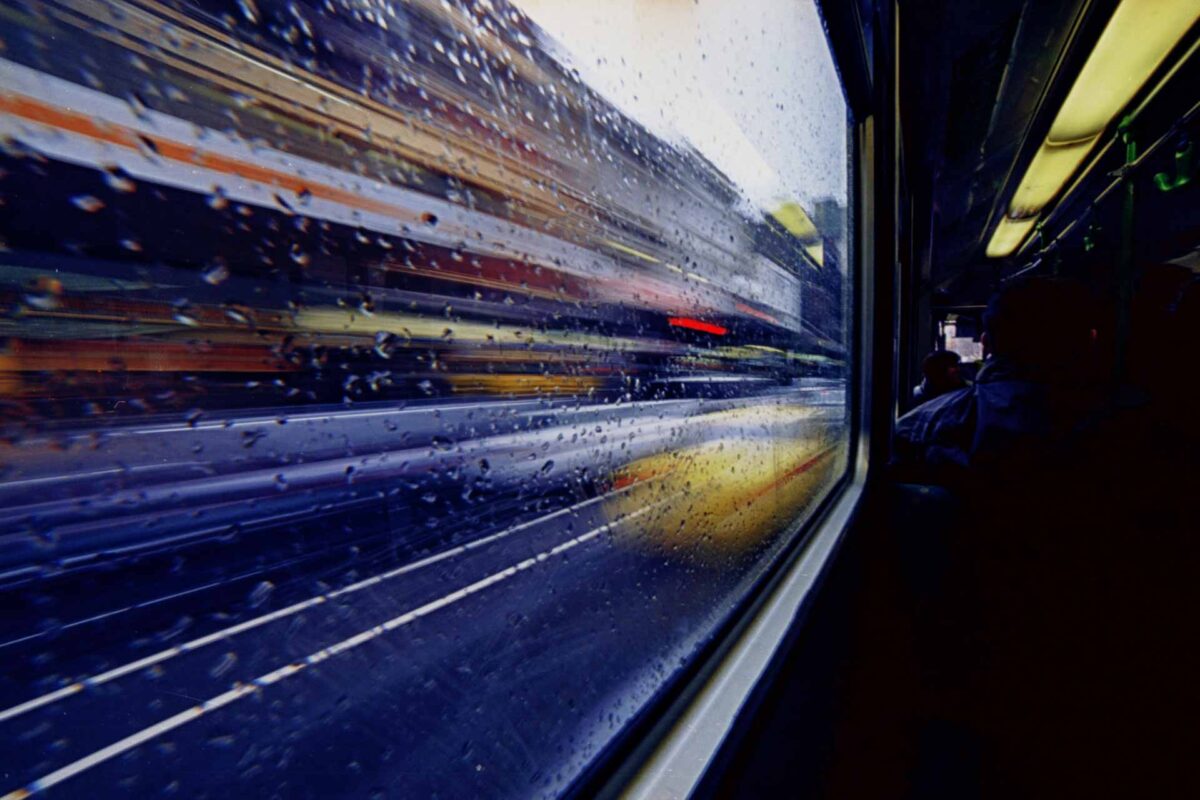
[982,277,1097,374]
[920,350,964,394]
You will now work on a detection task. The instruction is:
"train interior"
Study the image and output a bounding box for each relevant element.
[710,1,1200,798]
[0,0,1197,798]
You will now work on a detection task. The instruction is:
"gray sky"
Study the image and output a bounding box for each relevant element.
[513,0,848,216]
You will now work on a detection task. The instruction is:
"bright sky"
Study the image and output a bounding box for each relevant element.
[511,0,848,215]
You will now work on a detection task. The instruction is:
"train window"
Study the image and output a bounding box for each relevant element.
[0,0,851,796]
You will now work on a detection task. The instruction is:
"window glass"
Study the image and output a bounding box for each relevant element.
[0,0,851,796]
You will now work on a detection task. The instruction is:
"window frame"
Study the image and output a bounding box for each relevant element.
[569,2,885,796]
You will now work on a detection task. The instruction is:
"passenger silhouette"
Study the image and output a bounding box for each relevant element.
[889,278,1114,797]
[912,350,966,403]
[893,276,1102,482]
[891,275,1200,798]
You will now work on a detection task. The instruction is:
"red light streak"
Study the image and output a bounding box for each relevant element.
[668,317,728,335]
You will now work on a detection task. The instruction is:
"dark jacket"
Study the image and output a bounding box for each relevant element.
[894,357,1103,479]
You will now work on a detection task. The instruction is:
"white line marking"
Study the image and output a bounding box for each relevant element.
[1,499,667,799]
[18,684,255,799]
[0,483,646,724]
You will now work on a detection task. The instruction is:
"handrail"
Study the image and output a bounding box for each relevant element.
[1013,95,1200,277]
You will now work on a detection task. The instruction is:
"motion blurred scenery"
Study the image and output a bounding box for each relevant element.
[0,1,852,797]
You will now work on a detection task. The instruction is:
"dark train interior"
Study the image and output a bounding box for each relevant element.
[711,1,1200,798]
[0,0,1196,798]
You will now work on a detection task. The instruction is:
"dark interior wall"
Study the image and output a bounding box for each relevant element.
[697,484,925,800]
[703,2,1200,796]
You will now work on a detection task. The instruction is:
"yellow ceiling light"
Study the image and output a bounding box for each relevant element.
[987,0,1200,257]
[1007,138,1098,218]
[986,216,1037,259]
[1049,0,1200,144]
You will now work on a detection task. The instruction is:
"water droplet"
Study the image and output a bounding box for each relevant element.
[236,0,260,24]
[71,195,104,213]
[208,733,236,748]
[248,580,274,608]
[157,615,194,643]
[22,276,63,310]
[136,134,160,159]
[103,166,136,193]
[373,331,394,359]
[209,651,238,678]
[126,92,149,120]
[171,300,198,326]
[223,304,250,325]
[202,263,230,285]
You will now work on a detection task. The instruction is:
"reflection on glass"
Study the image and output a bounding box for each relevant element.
[0,0,850,796]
